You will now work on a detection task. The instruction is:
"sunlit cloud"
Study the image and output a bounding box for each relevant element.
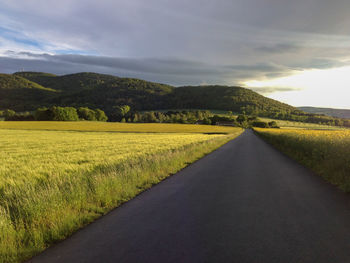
[244,66,350,109]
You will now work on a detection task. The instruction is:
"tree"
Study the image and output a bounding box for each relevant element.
[132,113,140,123]
[115,105,130,118]
[202,118,212,125]
[236,114,248,123]
[3,109,16,120]
[78,107,97,121]
[252,121,269,128]
[51,106,79,121]
[95,109,108,122]
[268,121,279,128]
[142,112,157,123]
[34,107,52,120]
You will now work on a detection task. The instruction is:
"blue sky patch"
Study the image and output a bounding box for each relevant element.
[0,26,41,48]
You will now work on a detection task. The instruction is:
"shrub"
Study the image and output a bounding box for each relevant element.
[268,121,279,128]
[252,121,269,128]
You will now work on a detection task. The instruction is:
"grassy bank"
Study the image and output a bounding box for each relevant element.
[0,125,243,262]
[254,128,350,192]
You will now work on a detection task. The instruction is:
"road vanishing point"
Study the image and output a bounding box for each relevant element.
[29,130,350,263]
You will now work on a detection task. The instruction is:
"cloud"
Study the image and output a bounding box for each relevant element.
[0,51,299,86]
[1,0,350,107]
[249,86,302,95]
[255,43,301,54]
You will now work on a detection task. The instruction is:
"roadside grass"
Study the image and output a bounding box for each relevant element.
[254,128,350,192]
[0,125,243,262]
[0,121,241,134]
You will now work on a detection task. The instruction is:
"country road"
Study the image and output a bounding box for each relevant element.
[29,130,350,263]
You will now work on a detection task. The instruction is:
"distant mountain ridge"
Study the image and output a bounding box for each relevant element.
[298,107,350,119]
[1,72,299,116]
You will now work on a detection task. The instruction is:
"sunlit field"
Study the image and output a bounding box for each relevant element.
[0,121,241,134]
[0,123,243,262]
[258,117,346,130]
[254,128,350,192]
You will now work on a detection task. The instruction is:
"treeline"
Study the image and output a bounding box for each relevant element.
[113,108,279,128]
[115,109,212,124]
[243,107,350,127]
[2,103,349,129]
[0,107,108,121]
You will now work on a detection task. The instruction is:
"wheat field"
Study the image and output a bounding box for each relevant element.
[0,121,240,134]
[0,123,243,262]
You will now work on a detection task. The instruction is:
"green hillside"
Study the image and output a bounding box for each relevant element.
[169,85,298,114]
[0,74,57,111]
[298,106,350,119]
[4,72,299,117]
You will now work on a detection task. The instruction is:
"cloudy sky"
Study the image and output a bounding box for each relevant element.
[1,0,350,108]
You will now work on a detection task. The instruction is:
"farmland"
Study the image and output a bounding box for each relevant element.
[254,128,350,192]
[258,117,346,130]
[0,123,243,262]
[0,121,241,134]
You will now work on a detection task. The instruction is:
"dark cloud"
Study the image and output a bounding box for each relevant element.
[1,0,350,97]
[256,43,301,54]
[0,51,297,86]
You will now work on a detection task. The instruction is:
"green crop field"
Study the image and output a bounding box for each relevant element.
[258,117,346,130]
[0,122,243,262]
[254,128,350,192]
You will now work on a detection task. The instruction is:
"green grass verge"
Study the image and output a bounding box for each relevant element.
[0,131,242,263]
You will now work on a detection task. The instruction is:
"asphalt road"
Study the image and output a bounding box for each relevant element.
[29,130,350,263]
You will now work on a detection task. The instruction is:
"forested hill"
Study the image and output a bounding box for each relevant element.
[0,73,58,111]
[298,106,350,119]
[2,71,299,116]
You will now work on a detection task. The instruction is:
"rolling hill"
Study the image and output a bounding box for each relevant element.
[2,72,299,117]
[298,107,350,119]
[0,74,58,111]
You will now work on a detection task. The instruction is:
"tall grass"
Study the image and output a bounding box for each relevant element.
[254,128,350,192]
[0,126,243,262]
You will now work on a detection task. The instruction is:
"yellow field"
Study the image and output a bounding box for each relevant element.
[0,123,243,262]
[0,121,240,133]
[254,128,350,192]
[1,130,226,183]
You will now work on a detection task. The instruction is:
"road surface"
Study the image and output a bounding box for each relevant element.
[29,130,350,263]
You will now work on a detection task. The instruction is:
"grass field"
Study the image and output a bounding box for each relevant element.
[258,117,346,130]
[0,121,241,134]
[0,122,243,262]
[254,128,350,192]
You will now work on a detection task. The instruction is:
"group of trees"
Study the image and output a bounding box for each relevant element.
[2,101,350,129]
[35,106,108,121]
[255,108,350,127]
[210,114,279,129]
[0,107,108,121]
[115,110,213,124]
[109,107,279,128]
